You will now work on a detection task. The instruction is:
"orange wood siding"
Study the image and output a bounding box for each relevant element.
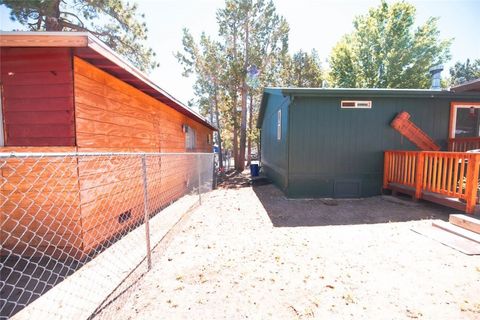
[71,57,212,253]
[1,57,213,259]
[0,146,83,259]
[73,57,212,153]
[0,48,76,146]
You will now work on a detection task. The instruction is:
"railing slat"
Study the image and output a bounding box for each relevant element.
[453,156,459,195]
[459,156,466,196]
[448,137,480,152]
[447,157,453,195]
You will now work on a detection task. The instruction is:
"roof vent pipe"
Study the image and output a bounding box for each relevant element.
[429,65,443,90]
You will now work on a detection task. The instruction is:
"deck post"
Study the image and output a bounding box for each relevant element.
[383,151,390,189]
[413,152,425,201]
[141,155,152,270]
[465,154,480,214]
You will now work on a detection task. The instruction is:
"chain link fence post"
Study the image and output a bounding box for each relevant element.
[141,154,152,270]
[197,153,202,205]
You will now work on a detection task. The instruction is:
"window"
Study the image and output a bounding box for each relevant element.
[450,103,480,138]
[341,100,372,109]
[207,133,212,145]
[277,109,281,141]
[185,125,196,150]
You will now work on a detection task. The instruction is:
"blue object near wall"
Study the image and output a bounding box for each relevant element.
[250,164,259,177]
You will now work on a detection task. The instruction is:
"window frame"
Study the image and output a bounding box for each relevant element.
[185,125,196,151]
[340,100,372,109]
[277,109,281,141]
[449,102,480,139]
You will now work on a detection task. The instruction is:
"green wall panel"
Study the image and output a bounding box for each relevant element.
[260,92,290,189]
[287,96,460,198]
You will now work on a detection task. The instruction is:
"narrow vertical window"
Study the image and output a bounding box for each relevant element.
[277,109,281,141]
[185,125,196,150]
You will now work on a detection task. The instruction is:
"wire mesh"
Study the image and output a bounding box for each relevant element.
[0,152,213,319]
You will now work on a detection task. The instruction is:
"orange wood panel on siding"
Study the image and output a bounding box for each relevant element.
[74,56,213,153]
[0,146,83,258]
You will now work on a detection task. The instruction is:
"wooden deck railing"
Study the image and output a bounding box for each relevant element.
[448,137,480,152]
[384,150,480,213]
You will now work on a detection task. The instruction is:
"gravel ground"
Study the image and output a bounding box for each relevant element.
[100,173,480,320]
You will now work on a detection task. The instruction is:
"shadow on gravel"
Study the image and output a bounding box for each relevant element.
[253,183,453,228]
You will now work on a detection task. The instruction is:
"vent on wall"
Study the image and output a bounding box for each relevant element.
[118,210,132,223]
[341,100,372,109]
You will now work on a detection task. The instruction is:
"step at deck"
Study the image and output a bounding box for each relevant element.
[412,226,480,255]
[432,220,480,244]
[449,214,480,235]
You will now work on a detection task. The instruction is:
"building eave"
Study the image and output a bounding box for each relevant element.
[0,31,217,131]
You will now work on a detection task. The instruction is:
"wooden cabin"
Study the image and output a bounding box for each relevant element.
[0,32,215,258]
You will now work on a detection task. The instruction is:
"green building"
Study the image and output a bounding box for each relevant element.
[257,87,480,198]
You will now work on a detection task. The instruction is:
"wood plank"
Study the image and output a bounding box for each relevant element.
[390,111,440,151]
[432,220,480,244]
[422,192,466,212]
[75,117,157,142]
[459,157,466,196]
[1,70,72,85]
[75,103,155,131]
[412,225,480,255]
[3,83,74,99]
[4,97,74,112]
[76,132,156,149]
[4,111,74,125]
[6,124,75,138]
[447,157,453,194]
[4,137,76,146]
[449,214,480,234]
[453,156,459,194]
[0,34,88,47]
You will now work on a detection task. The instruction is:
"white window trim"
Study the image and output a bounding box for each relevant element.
[277,109,281,141]
[450,103,480,139]
[341,100,372,109]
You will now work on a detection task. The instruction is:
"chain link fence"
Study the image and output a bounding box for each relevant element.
[0,152,213,319]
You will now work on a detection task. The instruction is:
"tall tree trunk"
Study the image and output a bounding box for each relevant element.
[44,0,62,31]
[213,87,223,170]
[247,94,253,166]
[238,20,249,172]
[232,93,239,170]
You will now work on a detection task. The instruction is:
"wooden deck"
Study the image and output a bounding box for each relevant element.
[387,182,480,213]
[384,150,480,214]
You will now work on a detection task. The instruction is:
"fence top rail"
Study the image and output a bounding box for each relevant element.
[0,151,214,158]
[449,137,480,141]
[385,150,480,156]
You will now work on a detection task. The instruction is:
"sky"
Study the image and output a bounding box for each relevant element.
[1,0,479,107]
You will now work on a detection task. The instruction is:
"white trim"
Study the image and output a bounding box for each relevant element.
[450,103,480,138]
[341,100,372,109]
[277,109,282,141]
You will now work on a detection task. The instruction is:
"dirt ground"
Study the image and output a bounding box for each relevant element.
[99,173,480,320]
